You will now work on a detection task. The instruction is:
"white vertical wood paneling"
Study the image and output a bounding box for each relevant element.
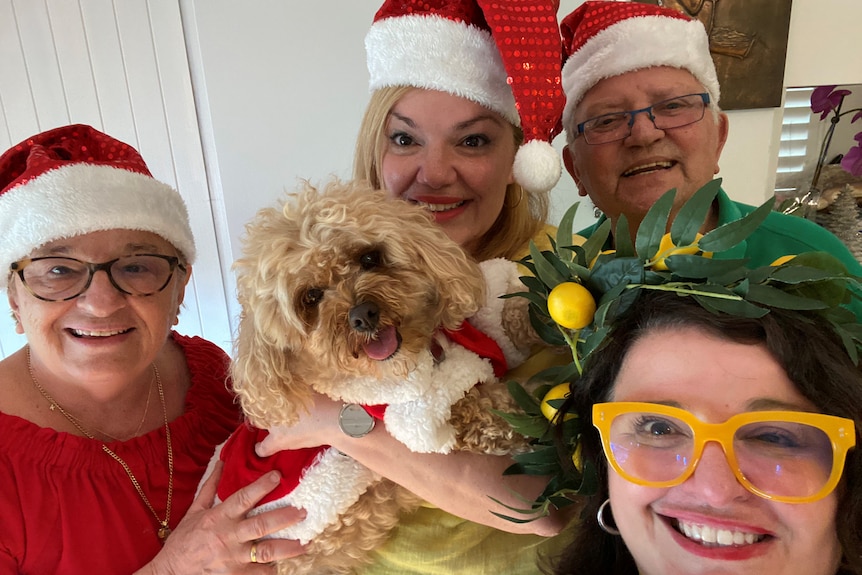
[0,0,233,357]
[80,0,137,137]
[14,1,69,130]
[48,0,103,124]
[0,1,39,142]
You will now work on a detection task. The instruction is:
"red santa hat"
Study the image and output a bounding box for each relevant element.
[0,124,195,288]
[560,1,720,130]
[366,0,566,194]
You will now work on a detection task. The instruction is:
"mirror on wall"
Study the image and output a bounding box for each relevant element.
[775,84,862,217]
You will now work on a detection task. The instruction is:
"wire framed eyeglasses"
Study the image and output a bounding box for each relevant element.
[576,93,711,145]
[10,254,186,302]
[592,402,856,504]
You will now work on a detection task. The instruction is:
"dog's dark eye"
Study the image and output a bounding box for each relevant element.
[302,287,324,307]
[359,250,382,270]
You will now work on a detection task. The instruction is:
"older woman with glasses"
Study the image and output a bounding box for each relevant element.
[550,291,862,575]
[0,124,304,574]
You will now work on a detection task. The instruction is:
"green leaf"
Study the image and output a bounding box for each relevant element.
[746,283,829,310]
[506,380,541,413]
[770,266,844,285]
[587,256,644,295]
[614,213,635,257]
[693,291,768,317]
[789,251,852,275]
[835,326,860,365]
[635,189,676,259]
[528,308,566,346]
[580,219,613,266]
[494,411,550,438]
[504,290,547,309]
[550,361,581,386]
[519,275,548,295]
[670,178,722,246]
[555,202,579,262]
[698,197,773,253]
[665,255,750,279]
[529,242,567,289]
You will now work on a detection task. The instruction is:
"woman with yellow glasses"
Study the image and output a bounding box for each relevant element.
[552,292,861,575]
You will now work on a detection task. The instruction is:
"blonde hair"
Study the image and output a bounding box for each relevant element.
[353,86,548,262]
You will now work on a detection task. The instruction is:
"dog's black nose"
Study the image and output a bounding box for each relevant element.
[349,302,380,333]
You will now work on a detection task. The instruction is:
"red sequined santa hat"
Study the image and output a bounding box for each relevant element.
[560,1,720,131]
[366,0,566,194]
[0,124,195,288]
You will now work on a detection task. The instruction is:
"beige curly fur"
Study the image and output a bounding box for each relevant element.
[230,179,532,574]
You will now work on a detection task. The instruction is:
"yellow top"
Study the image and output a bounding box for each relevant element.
[357,225,582,575]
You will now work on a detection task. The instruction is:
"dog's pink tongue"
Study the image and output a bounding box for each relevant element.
[362,325,399,360]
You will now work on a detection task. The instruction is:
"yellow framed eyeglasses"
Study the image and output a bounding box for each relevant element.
[592,402,856,504]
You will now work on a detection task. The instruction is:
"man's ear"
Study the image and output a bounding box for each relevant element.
[563,146,587,197]
[713,112,729,174]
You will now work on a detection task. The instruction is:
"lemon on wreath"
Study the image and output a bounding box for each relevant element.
[547,282,596,330]
[540,383,576,422]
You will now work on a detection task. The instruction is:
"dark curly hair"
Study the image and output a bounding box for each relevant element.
[546,291,862,575]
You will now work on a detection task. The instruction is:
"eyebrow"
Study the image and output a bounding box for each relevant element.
[582,90,699,117]
[37,242,164,256]
[626,398,816,413]
[389,111,504,131]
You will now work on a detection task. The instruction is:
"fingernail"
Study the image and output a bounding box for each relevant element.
[267,470,281,483]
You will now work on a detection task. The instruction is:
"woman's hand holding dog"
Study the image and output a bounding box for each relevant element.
[255,393,344,455]
[256,392,566,537]
[134,462,306,574]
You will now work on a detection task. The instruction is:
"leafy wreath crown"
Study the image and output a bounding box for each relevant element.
[495,178,862,522]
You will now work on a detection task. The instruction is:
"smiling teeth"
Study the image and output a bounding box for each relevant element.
[677,520,764,546]
[623,161,672,176]
[72,328,128,337]
[415,200,465,212]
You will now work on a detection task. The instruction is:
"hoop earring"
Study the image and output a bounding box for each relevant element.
[596,499,620,535]
[505,185,524,209]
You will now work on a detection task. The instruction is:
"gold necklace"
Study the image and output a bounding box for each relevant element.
[54,370,154,442]
[26,346,174,542]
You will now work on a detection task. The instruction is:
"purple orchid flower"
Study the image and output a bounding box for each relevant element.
[840,132,862,177]
[811,85,852,120]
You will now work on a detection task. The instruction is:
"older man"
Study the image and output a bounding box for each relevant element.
[559,1,861,273]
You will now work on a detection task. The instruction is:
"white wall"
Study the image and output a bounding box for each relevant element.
[186,0,862,270]
[183,0,591,267]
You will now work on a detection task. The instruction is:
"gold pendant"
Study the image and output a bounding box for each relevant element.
[158,524,171,542]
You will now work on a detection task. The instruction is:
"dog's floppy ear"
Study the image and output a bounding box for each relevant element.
[231,308,311,428]
[429,243,486,330]
[400,214,486,330]
[230,203,314,427]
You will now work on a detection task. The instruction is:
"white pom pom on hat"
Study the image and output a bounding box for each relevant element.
[366,0,566,194]
[0,124,196,290]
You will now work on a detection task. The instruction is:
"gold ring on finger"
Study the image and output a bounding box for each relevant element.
[250,542,258,564]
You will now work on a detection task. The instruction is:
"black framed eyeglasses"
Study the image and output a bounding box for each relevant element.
[576,93,711,145]
[10,254,186,302]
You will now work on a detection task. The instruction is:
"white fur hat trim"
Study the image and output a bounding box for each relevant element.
[366,14,519,126]
[0,163,195,289]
